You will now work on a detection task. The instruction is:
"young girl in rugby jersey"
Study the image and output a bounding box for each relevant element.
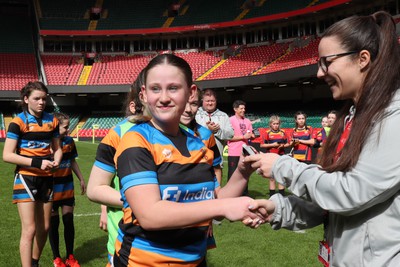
[86,72,144,266]
[179,87,223,185]
[290,111,315,164]
[3,81,62,267]
[113,54,261,266]
[260,115,289,196]
[49,113,86,267]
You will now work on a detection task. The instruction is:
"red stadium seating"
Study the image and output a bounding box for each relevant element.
[42,54,84,85]
[258,37,320,74]
[174,50,223,80]
[0,54,38,90]
[86,54,152,85]
[203,43,289,80]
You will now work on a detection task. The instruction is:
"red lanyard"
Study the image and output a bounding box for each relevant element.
[319,118,353,266]
[334,120,352,163]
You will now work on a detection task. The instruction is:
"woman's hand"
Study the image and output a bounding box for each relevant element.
[242,153,280,178]
[243,199,276,228]
[222,197,265,226]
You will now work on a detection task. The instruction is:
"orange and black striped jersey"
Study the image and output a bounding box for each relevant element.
[7,111,59,176]
[114,122,216,266]
[53,136,77,201]
[180,123,222,169]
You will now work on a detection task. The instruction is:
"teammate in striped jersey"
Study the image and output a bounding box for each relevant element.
[260,115,289,196]
[87,72,145,266]
[290,111,316,163]
[49,113,86,267]
[113,54,261,267]
[3,81,62,267]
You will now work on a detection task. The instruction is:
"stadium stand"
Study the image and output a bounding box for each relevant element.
[258,37,319,74]
[202,42,289,80]
[77,114,123,138]
[0,14,38,90]
[38,0,94,30]
[97,0,167,30]
[174,50,223,80]
[42,55,84,85]
[86,54,152,85]
[244,0,332,19]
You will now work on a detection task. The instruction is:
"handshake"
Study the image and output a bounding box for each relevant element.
[244,198,276,229]
[221,196,276,229]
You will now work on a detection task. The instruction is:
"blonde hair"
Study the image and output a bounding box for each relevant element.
[269,115,281,127]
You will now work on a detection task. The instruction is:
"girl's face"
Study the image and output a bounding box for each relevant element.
[295,115,306,128]
[270,120,280,131]
[321,117,328,128]
[317,36,365,103]
[24,90,47,117]
[327,113,337,127]
[59,119,70,136]
[142,64,195,132]
[180,89,199,127]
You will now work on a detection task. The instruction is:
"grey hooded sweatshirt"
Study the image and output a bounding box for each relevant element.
[269,91,400,266]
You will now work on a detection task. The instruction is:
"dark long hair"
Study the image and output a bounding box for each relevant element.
[319,11,400,172]
[293,110,309,131]
[124,69,144,117]
[188,88,202,137]
[20,81,48,111]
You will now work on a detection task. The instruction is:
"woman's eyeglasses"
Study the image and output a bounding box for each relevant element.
[318,51,358,73]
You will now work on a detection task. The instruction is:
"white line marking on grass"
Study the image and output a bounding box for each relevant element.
[74,213,101,217]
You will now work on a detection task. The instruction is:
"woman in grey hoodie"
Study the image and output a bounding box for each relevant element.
[245,11,400,267]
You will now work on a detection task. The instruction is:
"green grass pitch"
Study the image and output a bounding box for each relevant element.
[0,141,322,266]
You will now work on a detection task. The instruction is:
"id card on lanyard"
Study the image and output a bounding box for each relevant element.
[318,119,353,266]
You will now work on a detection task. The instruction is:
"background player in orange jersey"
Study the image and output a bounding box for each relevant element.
[49,112,86,267]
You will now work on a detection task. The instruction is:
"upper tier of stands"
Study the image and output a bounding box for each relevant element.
[39,0,94,30]
[171,0,243,27]
[38,0,333,31]
[97,0,167,30]
[243,0,331,20]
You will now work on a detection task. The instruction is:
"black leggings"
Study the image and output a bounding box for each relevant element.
[49,212,75,258]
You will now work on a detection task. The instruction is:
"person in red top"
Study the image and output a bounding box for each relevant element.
[260,115,289,196]
[290,111,316,164]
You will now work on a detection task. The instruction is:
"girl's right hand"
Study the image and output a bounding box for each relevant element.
[222,197,265,225]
